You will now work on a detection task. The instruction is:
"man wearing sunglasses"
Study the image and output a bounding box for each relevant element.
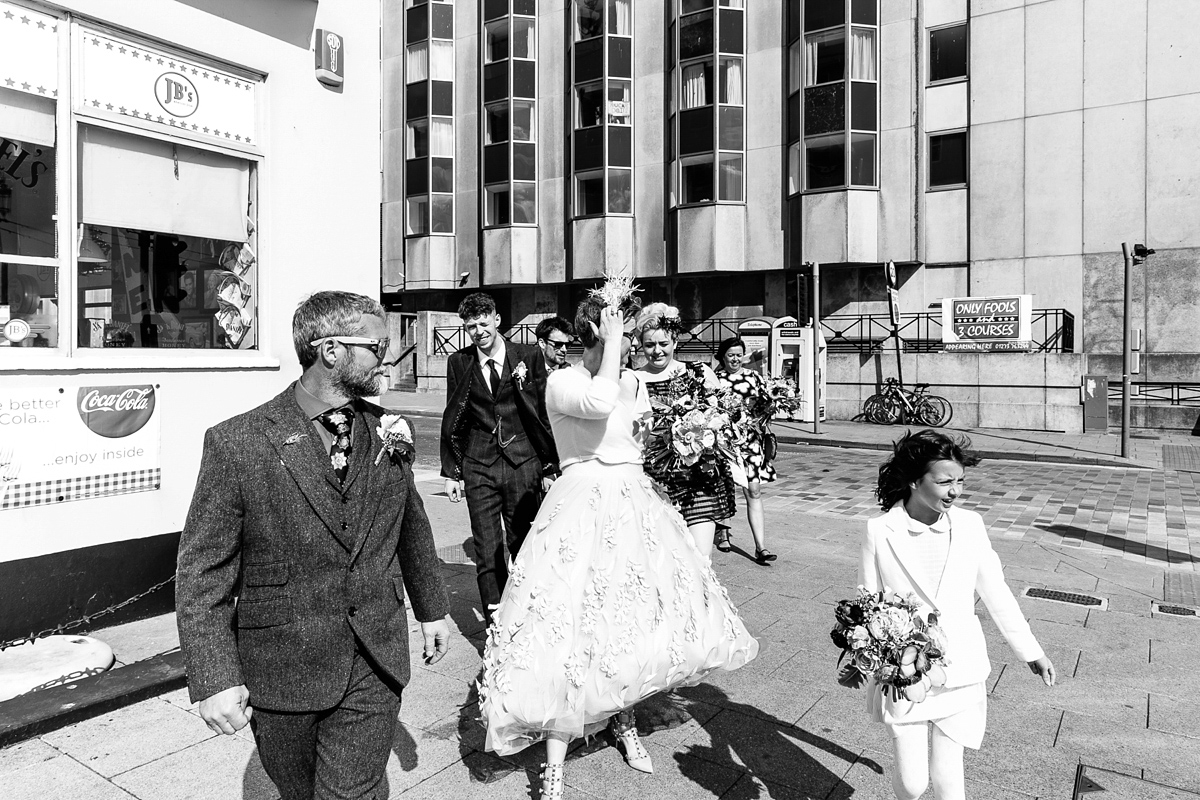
[535,316,575,372]
[177,290,451,800]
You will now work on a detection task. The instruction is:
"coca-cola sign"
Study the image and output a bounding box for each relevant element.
[77,385,157,438]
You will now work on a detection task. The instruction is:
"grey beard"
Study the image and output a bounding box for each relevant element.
[335,367,385,398]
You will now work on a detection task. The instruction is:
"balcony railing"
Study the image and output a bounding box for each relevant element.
[432,310,1076,357]
[1106,382,1200,405]
[432,318,745,358]
[820,309,1075,354]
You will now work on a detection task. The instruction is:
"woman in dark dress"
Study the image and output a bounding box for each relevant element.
[635,303,736,560]
[713,337,777,564]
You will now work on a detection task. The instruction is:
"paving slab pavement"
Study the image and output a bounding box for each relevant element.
[5,485,1199,799]
[6,402,1200,797]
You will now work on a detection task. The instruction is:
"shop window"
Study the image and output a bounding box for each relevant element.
[929,23,967,83]
[570,0,632,219]
[929,130,967,188]
[76,126,257,350]
[669,0,743,206]
[797,0,878,191]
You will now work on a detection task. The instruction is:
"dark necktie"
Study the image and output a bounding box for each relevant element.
[316,406,353,483]
[488,359,501,396]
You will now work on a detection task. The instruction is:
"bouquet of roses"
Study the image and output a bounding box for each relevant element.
[645,386,747,487]
[762,375,804,421]
[830,587,949,702]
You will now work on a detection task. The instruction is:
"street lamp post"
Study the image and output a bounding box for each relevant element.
[1120,242,1153,459]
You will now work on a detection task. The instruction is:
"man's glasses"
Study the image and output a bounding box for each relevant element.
[309,336,391,358]
[542,339,571,351]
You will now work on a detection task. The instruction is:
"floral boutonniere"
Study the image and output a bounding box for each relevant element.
[374,414,415,465]
[513,361,529,390]
[283,433,308,447]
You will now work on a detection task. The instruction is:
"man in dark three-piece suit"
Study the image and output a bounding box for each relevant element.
[440,293,558,624]
[177,291,450,800]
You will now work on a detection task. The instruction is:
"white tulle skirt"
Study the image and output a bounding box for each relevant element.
[479,460,759,756]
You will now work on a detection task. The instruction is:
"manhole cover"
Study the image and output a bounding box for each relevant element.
[1162,444,1200,473]
[1022,587,1107,608]
[1075,764,1200,799]
[436,544,474,565]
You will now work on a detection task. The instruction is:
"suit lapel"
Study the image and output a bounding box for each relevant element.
[265,391,353,552]
[882,507,943,613]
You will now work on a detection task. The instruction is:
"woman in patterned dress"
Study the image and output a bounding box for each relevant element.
[713,337,778,564]
[478,299,758,800]
[634,303,737,560]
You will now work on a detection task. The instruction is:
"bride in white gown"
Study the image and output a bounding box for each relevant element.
[478,294,759,799]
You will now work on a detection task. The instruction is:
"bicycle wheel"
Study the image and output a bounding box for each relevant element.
[927,395,953,427]
[915,395,952,427]
[864,394,900,424]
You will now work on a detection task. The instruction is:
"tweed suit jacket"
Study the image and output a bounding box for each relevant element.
[439,340,558,481]
[176,383,449,712]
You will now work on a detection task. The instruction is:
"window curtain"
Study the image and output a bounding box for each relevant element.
[512,19,535,59]
[406,43,428,83]
[850,29,876,80]
[0,89,55,146]
[609,0,632,36]
[81,125,248,243]
[720,58,743,105]
[430,41,454,80]
[682,63,709,109]
[430,119,454,157]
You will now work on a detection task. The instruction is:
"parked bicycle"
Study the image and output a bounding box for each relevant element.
[863,378,953,427]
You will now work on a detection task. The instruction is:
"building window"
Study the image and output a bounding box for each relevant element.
[571,0,633,218]
[929,23,967,84]
[929,130,967,188]
[406,0,454,236]
[483,0,536,228]
[796,0,878,191]
[2,8,261,353]
[669,0,744,207]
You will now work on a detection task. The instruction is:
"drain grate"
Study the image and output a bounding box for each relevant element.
[1162,444,1200,473]
[1154,602,1199,618]
[1022,587,1107,609]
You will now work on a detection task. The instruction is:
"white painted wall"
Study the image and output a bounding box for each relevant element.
[0,0,382,564]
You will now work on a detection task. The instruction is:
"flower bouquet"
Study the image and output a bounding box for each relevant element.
[762,375,804,421]
[644,384,747,488]
[830,587,949,703]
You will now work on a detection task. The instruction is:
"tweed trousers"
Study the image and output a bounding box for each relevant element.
[463,453,543,623]
[250,642,401,800]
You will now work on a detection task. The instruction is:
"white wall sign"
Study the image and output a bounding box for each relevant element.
[1,384,162,511]
[941,294,1034,352]
[77,25,260,151]
[0,2,59,101]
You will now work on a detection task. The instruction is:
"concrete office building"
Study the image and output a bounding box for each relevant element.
[381,0,1200,428]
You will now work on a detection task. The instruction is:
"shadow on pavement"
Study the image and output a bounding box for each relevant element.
[673,683,882,799]
[1038,523,1198,564]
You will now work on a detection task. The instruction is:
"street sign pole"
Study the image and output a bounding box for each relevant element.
[812,261,821,435]
[886,261,904,388]
[1120,242,1132,459]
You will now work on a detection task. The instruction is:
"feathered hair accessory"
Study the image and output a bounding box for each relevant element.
[588,270,643,317]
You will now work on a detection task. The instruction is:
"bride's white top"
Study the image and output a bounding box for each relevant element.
[546,365,651,469]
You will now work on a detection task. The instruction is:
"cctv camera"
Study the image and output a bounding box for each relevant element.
[460,272,470,278]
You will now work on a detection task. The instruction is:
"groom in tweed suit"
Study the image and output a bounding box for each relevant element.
[177,291,450,800]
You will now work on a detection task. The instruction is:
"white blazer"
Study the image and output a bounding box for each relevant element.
[859,505,1044,689]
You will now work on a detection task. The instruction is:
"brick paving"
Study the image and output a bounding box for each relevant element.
[764,445,1200,570]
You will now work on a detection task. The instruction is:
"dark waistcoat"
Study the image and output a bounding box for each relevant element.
[464,362,537,467]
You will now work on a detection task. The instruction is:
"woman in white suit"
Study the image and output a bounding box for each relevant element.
[860,430,1056,800]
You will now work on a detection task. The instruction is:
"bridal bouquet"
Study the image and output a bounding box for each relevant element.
[830,587,948,702]
[644,385,746,487]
